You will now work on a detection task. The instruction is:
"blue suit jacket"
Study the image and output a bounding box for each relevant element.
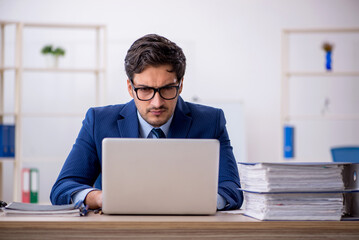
[50,97,243,210]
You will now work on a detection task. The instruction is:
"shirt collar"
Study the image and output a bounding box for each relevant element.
[137,111,173,138]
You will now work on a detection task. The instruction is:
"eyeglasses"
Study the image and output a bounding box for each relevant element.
[130,80,181,101]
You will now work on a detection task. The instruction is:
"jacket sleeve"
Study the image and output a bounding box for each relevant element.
[50,108,101,205]
[216,109,243,210]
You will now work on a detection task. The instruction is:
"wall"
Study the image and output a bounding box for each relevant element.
[0,0,359,202]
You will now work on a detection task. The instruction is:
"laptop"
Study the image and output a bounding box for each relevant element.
[101,138,220,215]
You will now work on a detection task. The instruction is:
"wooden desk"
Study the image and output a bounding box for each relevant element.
[1,211,359,239]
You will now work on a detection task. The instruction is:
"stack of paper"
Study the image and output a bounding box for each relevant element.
[1,202,83,216]
[239,163,345,221]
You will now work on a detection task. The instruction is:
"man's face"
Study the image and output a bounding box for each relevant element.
[127,65,183,128]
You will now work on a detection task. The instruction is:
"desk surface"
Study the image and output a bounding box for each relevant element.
[1,211,359,240]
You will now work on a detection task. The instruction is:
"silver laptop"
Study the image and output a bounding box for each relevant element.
[102,138,219,215]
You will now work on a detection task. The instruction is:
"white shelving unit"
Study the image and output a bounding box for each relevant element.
[0,21,107,202]
[280,28,359,162]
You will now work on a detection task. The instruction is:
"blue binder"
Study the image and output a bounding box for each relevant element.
[0,124,15,157]
[283,125,294,159]
[8,125,15,156]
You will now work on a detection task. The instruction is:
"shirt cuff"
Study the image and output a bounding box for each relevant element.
[72,188,96,206]
[217,193,227,210]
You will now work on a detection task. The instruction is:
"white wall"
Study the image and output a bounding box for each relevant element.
[1,0,359,164]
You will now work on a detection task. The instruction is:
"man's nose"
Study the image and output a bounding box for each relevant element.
[150,91,164,107]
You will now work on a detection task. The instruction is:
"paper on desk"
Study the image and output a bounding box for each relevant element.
[238,162,344,192]
[243,192,343,221]
[2,202,81,216]
[238,162,345,221]
[220,209,245,215]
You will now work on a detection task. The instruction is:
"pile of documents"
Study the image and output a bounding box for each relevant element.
[1,202,84,216]
[238,163,345,220]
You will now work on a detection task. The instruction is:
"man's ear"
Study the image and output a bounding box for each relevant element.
[127,79,134,98]
[178,78,184,94]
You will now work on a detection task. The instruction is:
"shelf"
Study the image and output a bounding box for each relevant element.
[0,67,105,73]
[1,112,86,118]
[281,28,359,162]
[0,67,16,72]
[0,21,107,203]
[0,21,106,29]
[21,156,66,163]
[23,22,106,29]
[284,114,359,121]
[0,158,15,162]
[285,72,359,77]
[23,67,105,73]
[0,112,17,117]
[21,112,85,118]
[283,28,359,34]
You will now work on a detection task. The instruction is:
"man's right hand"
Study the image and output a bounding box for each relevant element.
[84,190,102,209]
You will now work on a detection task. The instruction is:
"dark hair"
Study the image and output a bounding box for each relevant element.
[124,34,186,82]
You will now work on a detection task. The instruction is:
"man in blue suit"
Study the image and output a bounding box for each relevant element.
[50,34,243,210]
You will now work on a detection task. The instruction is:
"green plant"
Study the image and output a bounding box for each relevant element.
[41,45,53,55]
[53,47,65,57]
[41,45,66,57]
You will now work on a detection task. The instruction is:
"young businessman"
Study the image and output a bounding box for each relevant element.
[50,34,243,210]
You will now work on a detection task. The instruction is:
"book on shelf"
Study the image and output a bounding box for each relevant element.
[30,168,39,203]
[283,125,294,159]
[0,124,15,157]
[8,125,15,156]
[238,162,349,221]
[21,168,30,203]
[22,168,39,203]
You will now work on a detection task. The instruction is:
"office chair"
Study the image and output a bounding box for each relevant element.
[331,147,359,163]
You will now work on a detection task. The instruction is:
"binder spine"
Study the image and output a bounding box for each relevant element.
[0,124,15,157]
[284,125,294,159]
[30,168,39,203]
[22,168,30,203]
[8,125,15,157]
[0,125,8,157]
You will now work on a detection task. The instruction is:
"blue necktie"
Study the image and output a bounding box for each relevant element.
[151,128,166,138]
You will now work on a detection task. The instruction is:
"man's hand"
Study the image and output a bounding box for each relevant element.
[84,190,102,209]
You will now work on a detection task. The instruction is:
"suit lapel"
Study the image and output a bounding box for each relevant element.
[168,97,192,138]
[117,100,139,138]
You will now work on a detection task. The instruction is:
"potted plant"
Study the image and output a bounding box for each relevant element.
[41,45,66,68]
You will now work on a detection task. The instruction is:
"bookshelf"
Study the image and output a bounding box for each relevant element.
[280,28,359,162]
[0,21,107,202]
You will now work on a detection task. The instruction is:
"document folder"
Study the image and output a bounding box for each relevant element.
[342,164,359,219]
[238,162,351,220]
